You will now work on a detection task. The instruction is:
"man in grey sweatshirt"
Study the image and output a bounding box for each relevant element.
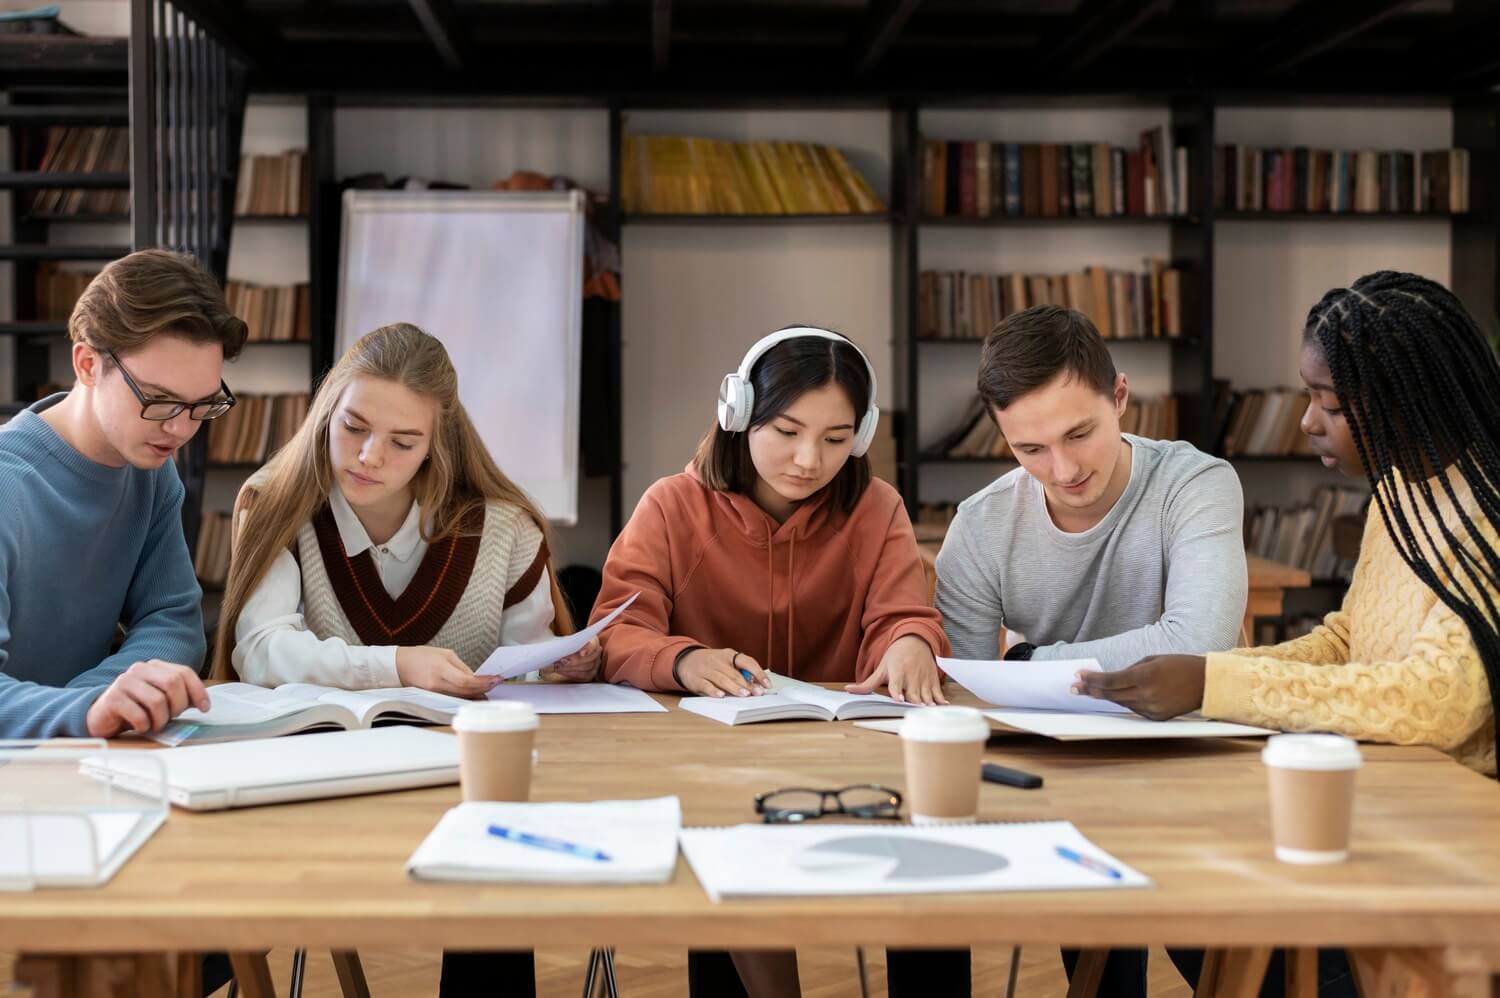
[933,304,1248,998]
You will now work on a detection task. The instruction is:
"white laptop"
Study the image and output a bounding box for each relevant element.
[80,727,461,811]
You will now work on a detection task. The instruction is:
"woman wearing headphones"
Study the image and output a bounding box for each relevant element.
[593,326,954,998]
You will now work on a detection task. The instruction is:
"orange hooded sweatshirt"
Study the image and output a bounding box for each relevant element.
[594,468,950,692]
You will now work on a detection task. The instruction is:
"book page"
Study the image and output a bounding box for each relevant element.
[984,709,1274,741]
[678,694,829,725]
[937,658,1132,715]
[318,687,473,726]
[770,674,907,719]
[173,682,334,725]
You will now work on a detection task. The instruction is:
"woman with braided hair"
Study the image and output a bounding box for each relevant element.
[1076,270,1497,777]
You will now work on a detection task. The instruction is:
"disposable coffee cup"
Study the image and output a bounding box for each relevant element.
[1262,733,1361,864]
[899,706,990,825]
[452,701,539,802]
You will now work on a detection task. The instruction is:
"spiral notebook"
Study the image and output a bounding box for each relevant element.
[679,820,1149,901]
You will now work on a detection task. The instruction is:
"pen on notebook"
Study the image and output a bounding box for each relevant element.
[1054,845,1122,880]
[487,825,612,862]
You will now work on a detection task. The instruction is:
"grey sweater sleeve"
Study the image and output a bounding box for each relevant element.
[934,506,1005,660]
[1030,463,1248,670]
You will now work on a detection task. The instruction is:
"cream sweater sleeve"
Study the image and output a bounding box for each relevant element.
[1202,597,1492,754]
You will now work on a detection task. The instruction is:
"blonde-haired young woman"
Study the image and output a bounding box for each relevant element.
[215,322,598,692]
[217,323,595,997]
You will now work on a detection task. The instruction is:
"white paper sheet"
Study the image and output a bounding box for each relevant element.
[854,712,1273,741]
[477,593,639,681]
[0,811,164,888]
[679,820,1149,901]
[485,683,667,714]
[938,657,1132,714]
[407,796,681,884]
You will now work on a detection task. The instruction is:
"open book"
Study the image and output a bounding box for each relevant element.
[151,682,474,745]
[679,673,917,726]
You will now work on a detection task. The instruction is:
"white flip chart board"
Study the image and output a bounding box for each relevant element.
[336,189,585,523]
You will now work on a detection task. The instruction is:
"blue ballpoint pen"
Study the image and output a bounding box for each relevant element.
[1054,845,1123,880]
[487,824,612,862]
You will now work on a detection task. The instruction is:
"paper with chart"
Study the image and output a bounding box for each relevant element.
[408,796,681,884]
[485,682,666,714]
[938,657,1133,714]
[478,593,639,681]
[679,820,1149,900]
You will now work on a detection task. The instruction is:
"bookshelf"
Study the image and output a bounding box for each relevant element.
[193,95,318,596]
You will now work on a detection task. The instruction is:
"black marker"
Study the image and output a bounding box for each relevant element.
[981,762,1043,790]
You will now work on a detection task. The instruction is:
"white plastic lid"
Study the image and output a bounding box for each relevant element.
[899,705,991,743]
[452,700,538,733]
[1261,733,1362,771]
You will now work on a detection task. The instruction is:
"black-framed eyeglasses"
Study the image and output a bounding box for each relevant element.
[108,351,235,421]
[753,785,903,824]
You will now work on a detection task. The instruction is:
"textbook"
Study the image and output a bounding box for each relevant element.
[678,673,917,726]
[152,682,475,745]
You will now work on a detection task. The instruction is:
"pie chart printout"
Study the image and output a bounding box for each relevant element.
[792,835,1010,881]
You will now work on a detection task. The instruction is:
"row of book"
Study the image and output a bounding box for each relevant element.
[1247,486,1367,580]
[919,259,1189,342]
[233,150,310,217]
[194,512,234,587]
[1213,146,1471,215]
[925,394,1179,461]
[206,393,309,466]
[922,128,1190,219]
[226,281,312,342]
[619,135,885,215]
[30,126,130,215]
[34,264,97,321]
[1216,387,1317,458]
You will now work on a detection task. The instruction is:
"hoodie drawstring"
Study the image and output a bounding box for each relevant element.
[786,532,796,678]
[765,521,775,674]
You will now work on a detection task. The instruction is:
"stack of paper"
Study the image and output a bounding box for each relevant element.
[679,820,1149,901]
[407,796,681,884]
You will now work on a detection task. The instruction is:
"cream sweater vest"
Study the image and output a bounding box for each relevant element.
[297,499,547,669]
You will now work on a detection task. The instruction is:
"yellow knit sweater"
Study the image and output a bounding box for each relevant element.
[1203,470,1497,775]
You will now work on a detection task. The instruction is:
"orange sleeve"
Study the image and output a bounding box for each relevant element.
[854,497,952,682]
[594,485,701,692]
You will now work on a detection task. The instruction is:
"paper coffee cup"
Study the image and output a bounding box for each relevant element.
[453,701,539,802]
[1262,733,1361,864]
[900,706,990,825]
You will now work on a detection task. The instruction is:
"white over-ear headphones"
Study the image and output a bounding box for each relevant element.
[717,326,880,458]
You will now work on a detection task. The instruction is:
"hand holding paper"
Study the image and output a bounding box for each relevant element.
[477,593,638,682]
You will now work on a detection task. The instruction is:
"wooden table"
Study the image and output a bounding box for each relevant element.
[7,694,1500,998]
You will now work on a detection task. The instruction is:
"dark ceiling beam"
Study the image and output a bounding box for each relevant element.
[1045,0,1172,73]
[851,0,924,75]
[406,0,471,72]
[652,0,671,73]
[1251,0,1424,74]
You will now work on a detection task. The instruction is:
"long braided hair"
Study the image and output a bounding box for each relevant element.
[1305,271,1500,765]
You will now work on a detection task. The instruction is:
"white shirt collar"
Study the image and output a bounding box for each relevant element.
[329,486,425,562]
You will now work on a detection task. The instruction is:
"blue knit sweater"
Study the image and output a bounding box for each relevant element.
[0,395,205,738]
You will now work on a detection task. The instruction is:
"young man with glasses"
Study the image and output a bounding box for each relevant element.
[0,248,247,740]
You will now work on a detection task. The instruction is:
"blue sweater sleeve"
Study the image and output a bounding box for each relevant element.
[67,467,206,685]
[0,466,205,740]
[0,526,106,738]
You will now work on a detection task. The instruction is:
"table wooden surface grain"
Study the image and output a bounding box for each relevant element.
[0,690,1494,957]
